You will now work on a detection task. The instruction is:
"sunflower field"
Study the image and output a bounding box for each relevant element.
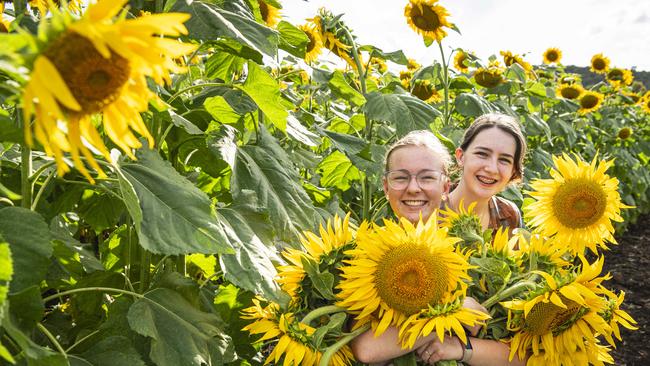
[0,0,648,365]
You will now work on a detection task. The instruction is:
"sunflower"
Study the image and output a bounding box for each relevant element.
[0,16,9,33]
[370,57,388,74]
[578,90,605,114]
[617,127,632,140]
[410,79,442,103]
[590,53,610,74]
[606,67,633,88]
[600,290,637,342]
[407,58,421,71]
[621,90,641,104]
[257,0,280,28]
[399,70,413,89]
[438,199,482,248]
[473,61,504,88]
[336,215,485,343]
[30,0,83,15]
[299,23,323,63]
[404,0,452,42]
[309,9,360,71]
[502,256,615,363]
[642,93,650,113]
[22,0,196,183]
[556,83,584,100]
[276,214,353,307]
[524,154,630,255]
[512,231,570,274]
[241,298,354,366]
[542,47,562,64]
[500,50,532,72]
[453,50,471,73]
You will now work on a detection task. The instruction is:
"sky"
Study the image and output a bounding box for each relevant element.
[281,0,650,71]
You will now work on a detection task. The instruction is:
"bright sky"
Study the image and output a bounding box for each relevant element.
[282,0,650,71]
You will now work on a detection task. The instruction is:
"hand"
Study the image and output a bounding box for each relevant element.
[463,296,488,336]
[416,335,463,365]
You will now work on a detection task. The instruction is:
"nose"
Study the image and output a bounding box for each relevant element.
[484,157,498,173]
[405,175,421,192]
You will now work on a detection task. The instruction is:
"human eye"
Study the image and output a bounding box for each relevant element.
[390,173,409,182]
[418,171,440,182]
[499,157,513,165]
[474,151,488,158]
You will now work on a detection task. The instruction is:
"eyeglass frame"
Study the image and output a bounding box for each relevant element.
[383,169,447,190]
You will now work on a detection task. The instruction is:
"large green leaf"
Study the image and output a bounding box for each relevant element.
[364,92,441,136]
[205,50,246,80]
[454,93,495,117]
[232,128,321,241]
[287,113,319,147]
[169,0,278,57]
[241,61,288,131]
[317,151,362,191]
[120,149,233,255]
[127,288,235,366]
[218,192,287,305]
[204,95,242,125]
[0,207,52,294]
[328,70,366,107]
[0,241,12,308]
[75,336,145,366]
[277,20,309,58]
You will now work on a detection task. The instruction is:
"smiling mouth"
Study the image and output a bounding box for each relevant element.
[476,175,498,185]
[402,200,427,207]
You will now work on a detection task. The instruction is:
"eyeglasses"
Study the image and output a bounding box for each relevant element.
[384,169,446,190]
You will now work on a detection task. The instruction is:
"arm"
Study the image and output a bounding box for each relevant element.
[416,336,528,366]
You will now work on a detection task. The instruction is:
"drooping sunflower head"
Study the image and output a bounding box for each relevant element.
[276,213,354,307]
[337,215,471,336]
[590,53,610,74]
[524,154,630,255]
[399,70,413,87]
[556,83,584,100]
[542,47,562,64]
[29,0,83,15]
[300,23,323,63]
[404,0,452,42]
[500,50,532,72]
[241,298,354,366]
[22,0,196,182]
[606,67,634,88]
[407,58,421,71]
[578,90,605,114]
[599,290,637,341]
[257,0,281,28]
[410,79,442,103]
[439,199,483,249]
[617,127,632,140]
[370,57,388,74]
[473,60,504,88]
[453,50,473,73]
[621,90,641,105]
[309,8,360,71]
[512,231,570,273]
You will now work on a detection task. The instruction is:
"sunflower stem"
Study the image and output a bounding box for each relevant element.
[167,82,230,104]
[42,287,144,304]
[437,41,451,126]
[481,280,537,309]
[300,305,346,326]
[318,323,371,366]
[20,145,32,209]
[36,323,67,359]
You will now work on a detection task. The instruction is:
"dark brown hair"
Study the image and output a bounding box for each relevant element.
[459,113,527,181]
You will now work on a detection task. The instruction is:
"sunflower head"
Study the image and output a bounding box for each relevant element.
[500,50,531,72]
[512,231,570,274]
[642,93,650,113]
[337,215,472,337]
[542,47,562,64]
[524,154,630,255]
[590,53,610,74]
[617,127,632,140]
[453,50,472,73]
[439,199,483,249]
[257,0,280,27]
[370,57,388,74]
[404,0,452,42]
[411,79,442,103]
[556,83,584,100]
[300,23,323,63]
[310,8,360,70]
[599,290,637,341]
[473,61,504,88]
[407,58,421,71]
[30,0,83,15]
[606,67,634,88]
[578,90,604,114]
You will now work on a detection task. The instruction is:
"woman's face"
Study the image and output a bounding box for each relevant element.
[456,127,517,200]
[383,145,449,224]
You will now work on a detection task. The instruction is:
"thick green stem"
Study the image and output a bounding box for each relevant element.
[481,280,536,309]
[139,248,151,293]
[300,305,345,326]
[31,170,54,210]
[37,323,67,358]
[42,287,144,304]
[437,41,450,126]
[167,82,230,104]
[65,329,100,353]
[319,323,370,366]
[20,146,32,209]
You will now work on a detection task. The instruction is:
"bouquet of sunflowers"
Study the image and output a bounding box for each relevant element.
[241,154,637,366]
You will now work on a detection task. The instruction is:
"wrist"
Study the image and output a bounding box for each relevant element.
[458,336,473,364]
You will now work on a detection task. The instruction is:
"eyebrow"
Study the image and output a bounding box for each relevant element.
[473,146,515,159]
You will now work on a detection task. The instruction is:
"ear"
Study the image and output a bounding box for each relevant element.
[382,176,389,197]
[455,147,465,167]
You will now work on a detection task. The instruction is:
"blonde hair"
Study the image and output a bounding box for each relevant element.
[384,130,452,173]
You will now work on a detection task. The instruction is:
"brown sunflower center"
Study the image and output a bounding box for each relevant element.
[475,69,502,88]
[592,58,606,71]
[607,69,623,81]
[618,127,632,139]
[412,80,435,101]
[560,86,581,100]
[375,243,448,315]
[43,31,130,116]
[546,51,559,62]
[580,94,600,109]
[410,4,442,31]
[524,294,582,336]
[258,0,269,22]
[552,178,607,229]
[305,31,316,53]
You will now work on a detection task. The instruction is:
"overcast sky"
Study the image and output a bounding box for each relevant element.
[282,0,650,71]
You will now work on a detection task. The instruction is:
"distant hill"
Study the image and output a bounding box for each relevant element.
[565,65,650,91]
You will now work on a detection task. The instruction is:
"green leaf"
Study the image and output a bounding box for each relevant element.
[358,45,408,65]
[75,336,145,366]
[300,256,335,300]
[232,127,320,241]
[114,166,142,232]
[210,38,262,64]
[287,113,319,147]
[364,92,441,136]
[8,286,45,333]
[205,50,246,80]
[206,125,238,169]
[127,288,235,366]
[169,110,203,135]
[218,193,287,305]
[328,70,366,106]
[454,92,495,117]
[317,151,362,191]
[169,0,278,57]
[277,20,309,58]
[77,192,125,232]
[120,149,234,255]
[204,95,242,125]
[320,128,367,155]
[241,61,288,131]
[526,82,548,98]
[50,217,104,273]
[0,112,23,143]
[0,241,12,311]
[0,207,52,294]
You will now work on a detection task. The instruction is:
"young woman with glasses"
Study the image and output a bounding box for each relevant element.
[350,130,527,365]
